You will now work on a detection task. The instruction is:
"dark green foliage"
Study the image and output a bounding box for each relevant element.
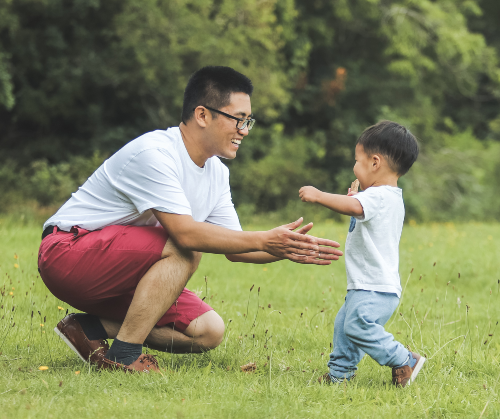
[1,0,500,220]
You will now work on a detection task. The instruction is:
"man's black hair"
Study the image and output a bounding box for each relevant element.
[357,120,419,176]
[181,66,253,124]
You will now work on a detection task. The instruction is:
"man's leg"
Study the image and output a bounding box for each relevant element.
[105,240,202,364]
[101,310,225,353]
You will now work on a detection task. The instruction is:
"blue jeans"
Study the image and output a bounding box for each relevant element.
[328,290,408,380]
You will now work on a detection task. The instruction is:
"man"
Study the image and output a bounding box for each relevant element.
[38,66,343,373]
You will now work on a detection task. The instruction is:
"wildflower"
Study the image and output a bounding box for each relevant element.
[38,366,49,371]
[75,371,80,375]
[58,306,64,310]
[263,267,267,272]
[14,264,18,268]
[40,324,44,327]
[14,254,18,259]
[11,287,14,290]
[9,292,13,296]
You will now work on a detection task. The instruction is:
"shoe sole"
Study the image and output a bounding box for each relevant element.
[54,326,87,363]
[409,356,426,384]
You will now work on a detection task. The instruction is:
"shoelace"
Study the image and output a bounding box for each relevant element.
[139,354,158,368]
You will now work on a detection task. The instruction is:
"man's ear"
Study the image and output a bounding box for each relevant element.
[193,106,211,128]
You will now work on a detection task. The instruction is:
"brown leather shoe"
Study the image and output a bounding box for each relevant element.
[54,314,109,366]
[318,372,355,384]
[99,354,160,373]
[392,352,426,387]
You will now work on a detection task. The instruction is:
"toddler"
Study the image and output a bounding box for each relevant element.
[299,120,423,387]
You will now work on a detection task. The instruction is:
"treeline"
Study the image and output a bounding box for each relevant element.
[1,0,500,221]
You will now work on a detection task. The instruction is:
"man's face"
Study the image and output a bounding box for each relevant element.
[206,92,252,160]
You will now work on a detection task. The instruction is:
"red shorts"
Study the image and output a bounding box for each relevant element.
[38,225,213,331]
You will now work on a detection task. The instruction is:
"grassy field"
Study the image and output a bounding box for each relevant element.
[1,217,500,418]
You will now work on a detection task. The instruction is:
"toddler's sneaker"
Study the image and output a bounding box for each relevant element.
[392,351,425,387]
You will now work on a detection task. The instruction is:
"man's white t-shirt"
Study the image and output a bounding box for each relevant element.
[345,186,404,297]
[44,127,242,232]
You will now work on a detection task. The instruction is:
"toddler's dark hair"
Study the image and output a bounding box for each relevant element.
[357,120,419,176]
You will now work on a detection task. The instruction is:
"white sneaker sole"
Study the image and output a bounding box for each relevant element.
[409,356,426,384]
[54,326,87,363]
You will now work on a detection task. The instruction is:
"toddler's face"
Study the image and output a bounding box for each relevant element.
[353,144,372,190]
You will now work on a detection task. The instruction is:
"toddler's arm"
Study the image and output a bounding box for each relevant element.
[299,186,364,217]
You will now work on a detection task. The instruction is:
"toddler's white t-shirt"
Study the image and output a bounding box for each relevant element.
[345,185,404,297]
[44,127,242,232]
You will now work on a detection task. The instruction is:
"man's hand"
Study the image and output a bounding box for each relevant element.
[152,210,342,265]
[262,218,343,265]
[299,186,322,203]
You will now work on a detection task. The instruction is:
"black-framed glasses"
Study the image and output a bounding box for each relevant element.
[194,105,256,131]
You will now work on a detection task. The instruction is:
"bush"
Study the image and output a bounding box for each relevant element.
[0,152,106,213]
[1,129,499,224]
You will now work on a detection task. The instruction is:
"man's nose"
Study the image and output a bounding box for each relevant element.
[238,125,250,136]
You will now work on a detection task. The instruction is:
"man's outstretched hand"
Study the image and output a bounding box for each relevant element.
[263,217,343,265]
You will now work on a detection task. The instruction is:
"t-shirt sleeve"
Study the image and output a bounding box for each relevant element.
[114,149,192,215]
[205,166,242,231]
[353,188,383,222]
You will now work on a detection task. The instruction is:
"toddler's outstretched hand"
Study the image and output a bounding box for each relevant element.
[299,186,322,203]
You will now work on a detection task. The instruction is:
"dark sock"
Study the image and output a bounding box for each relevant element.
[105,338,142,365]
[73,313,108,340]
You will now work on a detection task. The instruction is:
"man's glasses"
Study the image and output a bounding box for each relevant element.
[195,106,256,131]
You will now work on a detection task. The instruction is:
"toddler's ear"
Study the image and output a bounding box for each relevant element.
[372,154,381,169]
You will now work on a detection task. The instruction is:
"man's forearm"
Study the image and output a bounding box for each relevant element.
[155,212,265,254]
[316,192,364,217]
[152,210,343,265]
[225,252,282,264]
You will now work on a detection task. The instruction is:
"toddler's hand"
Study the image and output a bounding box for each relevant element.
[347,179,359,196]
[299,186,322,203]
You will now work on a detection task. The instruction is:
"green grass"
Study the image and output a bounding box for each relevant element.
[1,217,500,418]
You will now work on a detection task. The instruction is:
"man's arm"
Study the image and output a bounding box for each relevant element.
[299,186,364,217]
[225,252,282,264]
[152,210,343,265]
[224,219,337,264]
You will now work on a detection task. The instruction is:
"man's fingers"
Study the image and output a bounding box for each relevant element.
[287,254,332,265]
[295,222,313,235]
[287,231,318,244]
[285,237,320,253]
[282,217,304,231]
[313,237,341,248]
[315,246,344,256]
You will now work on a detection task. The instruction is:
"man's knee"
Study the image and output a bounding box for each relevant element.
[161,240,202,276]
[185,310,225,350]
